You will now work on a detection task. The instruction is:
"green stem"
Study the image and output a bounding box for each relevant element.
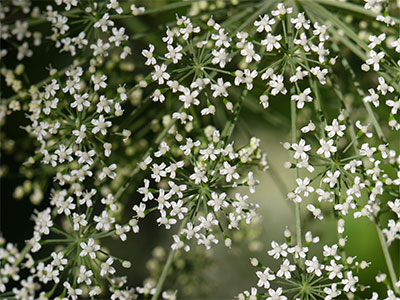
[151,220,187,300]
[12,243,32,269]
[291,99,302,247]
[376,223,400,295]
[310,0,400,24]
[151,246,176,300]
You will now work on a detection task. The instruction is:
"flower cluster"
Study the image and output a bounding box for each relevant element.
[1,0,400,299]
[136,128,266,251]
[239,229,370,300]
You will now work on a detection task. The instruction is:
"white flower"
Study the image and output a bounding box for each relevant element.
[180,138,200,155]
[71,93,90,111]
[151,163,167,182]
[63,282,82,300]
[325,260,343,279]
[292,139,311,160]
[109,27,128,46]
[151,89,165,103]
[355,121,373,138]
[170,200,188,220]
[266,288,287,300]
[55,196,75,215]
[342,271,359,292]
[77,265,93,285]
[366,50,385,71]
[90,39,110,57]
[133,203,146,218]
[272,3,293,16]
[256,267,276,289]
[276,259,295,279]
[220,161,239,182]
[311,42,330,63]
[377,76,394,95]
[157,210,176,229]
[254,15,275,32]
[171,234,189,251]
[368,33,386,49]
[211,78,231,98]
[291,12,310,29]
[80,238,100,259]
[211,28,231,48]
[261,33,282,52]
[324,284,341,300]
[96,95,113,113]
[51,252,68,270]
[100,257,116,277]
[207,192,229,211]
[363,88,379,107]
[94,13,114,32]
[294,32,310,52]
[386,99,400,115]
[165,44,183,64]
[198,213,218,230]
[99,164,117,180]
[325,119,346,137]
[234,69,258,90]
[291,88,312,109]
[72,213,88,231]
[180,222,201,240]
[391,38,400,52]
[323,170,340,188]
[155,141,170,157]
[310,67,328,85]
[152,64,170,84]
[178,88,200,108]
[142,44,156,65]
[240,42,261,63]
[268,241,288,259]
[212,48,230,68]
[269,74,287,95]
[295,177,314,197]
[305,256,324,276]
[115,224,130,241]
[94,210,115,231]
[91,74,107,91]
[197,233,218,249]
[290,66,308,82]
[316,139,337,158]
[91,115,112,135]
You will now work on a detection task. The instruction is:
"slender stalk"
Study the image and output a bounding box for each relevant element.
[376,223,400,295]
[12,243,32,269]
[151,247,176,300]
[151,219,188,300]
[291,99,302,247]
[310,0,400,24]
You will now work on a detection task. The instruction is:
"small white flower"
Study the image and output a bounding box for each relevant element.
[80,238,100,259]
[366,50,385,71]
[256,267,276,289]
[291,88,312,109]
[269,74,287,95]
[91,115,112,135]
[316,139,337,158]
[211,78,231,98]
[261,33,282,52]
[254,15,275,32]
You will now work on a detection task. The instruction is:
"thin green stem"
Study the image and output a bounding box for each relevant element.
[376,223,400,295]
[151,247,176,300]
[151,221,187,300]
[291,99,302,247]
